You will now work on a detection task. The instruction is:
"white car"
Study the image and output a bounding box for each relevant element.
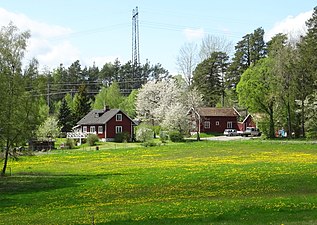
[223,129,238,136]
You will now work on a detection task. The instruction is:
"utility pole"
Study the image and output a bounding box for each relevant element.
[47,81,50,115]
[47,72,52,114]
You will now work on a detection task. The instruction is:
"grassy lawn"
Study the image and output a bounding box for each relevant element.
[1,140,317,224]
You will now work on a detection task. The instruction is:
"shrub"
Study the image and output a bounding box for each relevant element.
[65,138,75,149]
[306,130,317,140]
[87,134,99,146]
[152,125,161,138]
[169,131,184,142]
[141,141,157,147]
[159,131,168,143]
[136,126,154,142]
[115,132,130,143]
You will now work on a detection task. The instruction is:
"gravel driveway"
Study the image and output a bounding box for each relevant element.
[203,136,253,141]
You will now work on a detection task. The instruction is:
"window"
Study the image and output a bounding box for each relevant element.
[115,126,122,134]
[216,121,220,126]
[227,121,233,128]
[90,126,96,133]
[116,114,122,121]
[204,121,210,129]
[83,126,87,133]
[98,126,103,134]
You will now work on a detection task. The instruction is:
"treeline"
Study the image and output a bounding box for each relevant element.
[190,7,317,138]
[26,58,169,113]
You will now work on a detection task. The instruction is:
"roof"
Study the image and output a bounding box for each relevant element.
[197,107,238,117]
[77,109,135,125]
[242,114,252,123]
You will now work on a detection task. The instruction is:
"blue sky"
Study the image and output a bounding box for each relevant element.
[0,1,316,74]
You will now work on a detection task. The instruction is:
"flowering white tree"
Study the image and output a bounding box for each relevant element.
[153,79,180,122]
[136,78,203,138]
[136,126,154,142]
[36,117,61,141]
[136,81,164,126]
[136,80,180,125]
[161,103,189,133]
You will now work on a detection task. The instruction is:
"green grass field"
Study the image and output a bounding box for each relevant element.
[1,140,317,224]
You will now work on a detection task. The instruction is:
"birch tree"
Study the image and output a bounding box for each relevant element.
[176,42,198,86]
[0,23,35,176]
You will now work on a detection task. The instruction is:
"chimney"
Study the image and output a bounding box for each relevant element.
[104,105,110,112]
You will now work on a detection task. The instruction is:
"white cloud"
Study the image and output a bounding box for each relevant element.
[0,7,119,71]
[0,7,78,70]
[183,28,205,41]
[266,10,312,42]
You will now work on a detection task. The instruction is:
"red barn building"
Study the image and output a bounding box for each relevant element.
[76,108,136,142]
[237,114,256,131]
[191,107,240,133]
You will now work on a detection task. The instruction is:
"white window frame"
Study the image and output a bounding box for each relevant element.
[115,126,122,134]
[227,121,233,128]
[204,121,210,129]
[116,114,122,121]
[90,126,96,133]
[83,126,87,133]
[216,121,220,126]
[98,126,103,134]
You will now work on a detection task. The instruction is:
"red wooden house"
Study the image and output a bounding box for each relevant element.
[192,107,240,133]
[76,108,136,141]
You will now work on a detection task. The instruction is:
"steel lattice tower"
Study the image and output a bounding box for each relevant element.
[132,6,140,69]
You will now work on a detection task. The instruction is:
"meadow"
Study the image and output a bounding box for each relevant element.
[1,140,317,224]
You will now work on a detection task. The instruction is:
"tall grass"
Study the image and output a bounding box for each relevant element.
[1,140,317,224]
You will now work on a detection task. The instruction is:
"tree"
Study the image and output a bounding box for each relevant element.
[136,79,181,139]
[119,89,138,118]
[0,23,35,176]
[161,103,189,134]
[137,78,203,139]
[185,88,204,141]
[268,33,297,137]
[305,92,317,139]
[296,6,317,137]
[93,82,123,110]
[227,28,267,97]
[58,97,73,133]
[199,34,233,61]
[73,84,91,124]
[136,80,169,126]
[176,42,199,86]
[193,51,229,107]
[237,58,276,138]
[36,117,60,141]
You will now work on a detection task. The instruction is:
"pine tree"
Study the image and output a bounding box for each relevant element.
[193,51,229,106]
[73,84,91,124]
[58,98,73,133]
[227,27,266,94]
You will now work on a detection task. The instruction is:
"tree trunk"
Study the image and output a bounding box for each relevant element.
[1,142,10,176]
[287,101,292,139]
[301,99,305,138]
[196,130,200,141]
[151,119,156,139]
[269,106,275,138]
[195,113,201,141]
